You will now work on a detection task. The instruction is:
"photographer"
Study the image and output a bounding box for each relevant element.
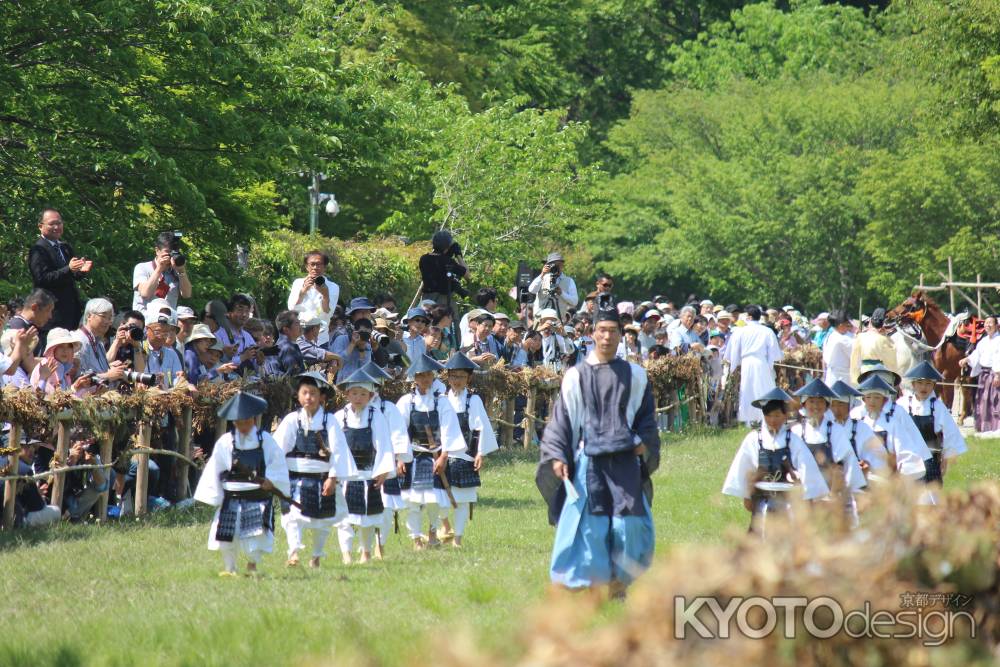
[335,317,379,381]
[214,294,258,374]
[108,310,147,373]
[132,231,192,311]
[63,427,108,522]
[144,307,184,388]
[287,250,339,346]
[528,252,578,317]
[76,298,128,384]
[418,230,468,316]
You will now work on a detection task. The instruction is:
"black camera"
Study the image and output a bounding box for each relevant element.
[169,231,186,267]
[596,293,616,312]
[371,331,390,347]
[127,324,145,342]
[78,369,107,387]
[545,262,562,278]
[260,345,281,357]
[124,371,159,386]
[314,275,326,286]
[357,330,371,342]
[447,241,462,258]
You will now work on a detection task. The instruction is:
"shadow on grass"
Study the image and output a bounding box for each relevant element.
[0,504,213,552]
[0,643,83,667]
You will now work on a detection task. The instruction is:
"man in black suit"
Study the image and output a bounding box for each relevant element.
[28,208,92,335]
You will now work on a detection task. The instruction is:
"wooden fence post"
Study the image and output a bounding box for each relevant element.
[502,399,514,448]
[96,430,114,521]
[3,423,22,529]
[215,417,228,442]
[523,388,537,449]
[134,422,152,517]
[176,406,193,501]
[50,421,70,510]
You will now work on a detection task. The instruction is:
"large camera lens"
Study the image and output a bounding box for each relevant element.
[170,250,186,267]
[124,371,158,386]
[314,275,325,286]
[128,324,145,342]
[371,331,389,346]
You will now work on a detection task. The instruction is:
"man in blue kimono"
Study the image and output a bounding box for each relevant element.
[537,305,660,597]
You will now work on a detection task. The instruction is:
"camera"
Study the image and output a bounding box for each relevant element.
[596,293,616,312]
[357,330,371,343]
[371,331,390,347]
[545,262,562,279]
[447,241,462,258]
[124,371,159,386]
[313,275,326,286]
[168,231,186,267]
[127,324,145,342]
[78,369,107,387]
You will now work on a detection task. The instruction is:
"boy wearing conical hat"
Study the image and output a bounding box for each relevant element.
[896,361,967,485]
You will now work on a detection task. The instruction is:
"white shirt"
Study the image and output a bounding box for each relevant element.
[333,402,397,481]
[968,332,1000,376]
[528,273,578,314]
[193,427,291,507]
[272,408,357,478]
[826,410,889,473]
[395,388,467,455]
[896,392,967,459]
[723,321,782,368]
[822,329,854,380]
[132,261,180,311]
[722,426,830,500]
[850,402,930,479]
[287,277,339,346]
[790,417,867,493]
[446,389,499,463]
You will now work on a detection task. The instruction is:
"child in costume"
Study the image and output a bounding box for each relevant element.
[273,371,356,568]
[194,392,290,576]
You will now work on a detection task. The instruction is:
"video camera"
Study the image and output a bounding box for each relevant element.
[516,261,535,305]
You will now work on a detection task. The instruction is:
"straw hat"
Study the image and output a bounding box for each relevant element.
[44,328,82,355]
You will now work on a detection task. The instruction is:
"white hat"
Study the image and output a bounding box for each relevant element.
[146,298,173,315]
[716,310,733,321]
[145,308,178,329]
[374,307,399,321]
[175,306,197,320]
[299,314,323,328]
[44,328,82,354]
[700,299,714,307]
[782,305,795,312]
[535,308,560,323]
[187,323,216,344]
[643,309,662,321]
[419,299,438,311]
[493,312,510,321]
[812,312,830,323]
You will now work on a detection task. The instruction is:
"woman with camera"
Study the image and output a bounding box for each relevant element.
[288,250,339,347]
[107,310,147,374]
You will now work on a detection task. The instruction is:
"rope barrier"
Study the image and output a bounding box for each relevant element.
[0,447,204,484]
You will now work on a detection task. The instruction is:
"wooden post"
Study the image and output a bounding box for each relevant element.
[523,388,537,449]
[96,431,114,521]
[215,417,228,442]
[134,422,152,517]
[3,423,22,529]
[49,422,70,510]
[919,273,924,289]
[948,257,956,313]
[501,399,514,448]
[977,274,982,317]
[176,407,193,501]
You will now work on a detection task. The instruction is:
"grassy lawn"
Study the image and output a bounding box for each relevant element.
[0,428,996,667]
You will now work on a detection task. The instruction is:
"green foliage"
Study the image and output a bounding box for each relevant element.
[244,230,422,316]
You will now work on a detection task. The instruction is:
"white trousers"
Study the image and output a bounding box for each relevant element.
[219,543,262,572]
[441,502,471,536]
[405,501,441,539]
[282,514,332,558]
[337,524,376,553]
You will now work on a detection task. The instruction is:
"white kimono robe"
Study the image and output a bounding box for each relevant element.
[374,392,413,511]
[826,411,890,474]
[896,392,968,459]
[193,427,290,553]
[822,329,854,385]
[790,418,867,495]
[395,388,466,506]
[722,426,829,501]
[446,388,500,503]
[334,402,397,527]
[272,408,357,529]
[724,322,783,425]
[850,403,931,479]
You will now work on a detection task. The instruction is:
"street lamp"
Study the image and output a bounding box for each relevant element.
[306,171,339,235]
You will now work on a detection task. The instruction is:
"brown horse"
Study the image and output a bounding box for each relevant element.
[886,290,973,419]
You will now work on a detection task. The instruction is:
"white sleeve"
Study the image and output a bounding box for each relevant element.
[261,433,291,496]
[436,398,468,454]
[371,412,397,479]
[272,413,297,455]
[721,433,758,499]
[132,262,149,290]
[891,416,931,479]
[831,427,867,492]
[790,437,830,500]
[383,400,413,462]
[528,274,542,295]
[287,278,304,311]
[193,434,231,507]
[936,404,967,458]
[469,394,499,457]
[326,416,358,480]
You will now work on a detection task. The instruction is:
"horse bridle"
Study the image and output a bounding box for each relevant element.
[886,298,927,340]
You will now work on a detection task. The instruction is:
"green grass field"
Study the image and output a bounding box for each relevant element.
[1,428,997,667]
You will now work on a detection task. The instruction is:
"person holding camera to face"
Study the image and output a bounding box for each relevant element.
[76,298,128,385]
[419,230,469,319]
[132,231,192,311]
[528,252,578,318]
[108,310,148,374]
[288,250,339,347]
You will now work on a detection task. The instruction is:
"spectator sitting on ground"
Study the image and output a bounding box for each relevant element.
[6,434,61,527]
[63,427,109,523]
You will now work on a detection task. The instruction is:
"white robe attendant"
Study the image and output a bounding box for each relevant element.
[395,388,466,508]
[724,321,783,425]
[850,403,930,480]
[445,389,499,504]
[896,392,968,460]
[272,408,357,557]
[822,329,854,385]
[334,402,396,527]
[722,425,829,500]
[790,418,867,495]
[193,427,290,554]
[826,410,890,474]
